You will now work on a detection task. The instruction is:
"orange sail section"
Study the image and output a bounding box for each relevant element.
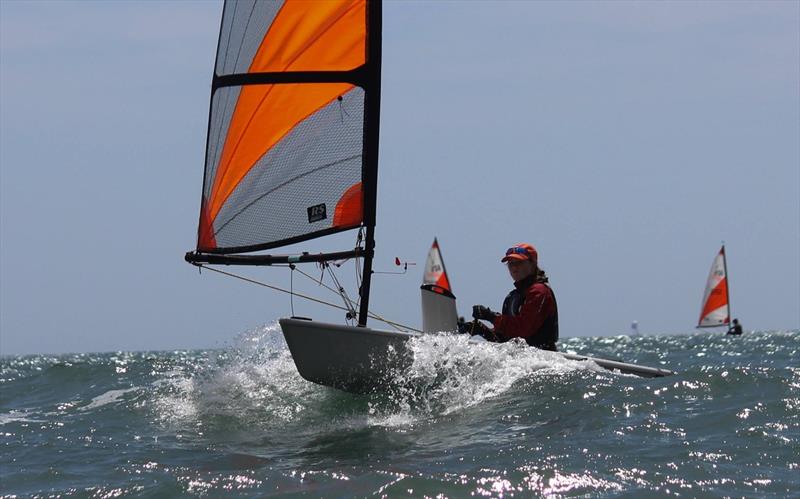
[205,0,366,233]
[700,278,728,323]
[333,182,363,228]
[197,202,217,251]
[250,0,366,73]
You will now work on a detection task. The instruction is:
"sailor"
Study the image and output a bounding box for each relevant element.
[464,243,559,351]
[727,318,743,335]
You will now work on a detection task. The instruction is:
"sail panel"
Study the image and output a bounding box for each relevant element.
[698,247,730,327]
[204,85,241,203]
[197,0,375,253]
[202,85,365,252]
[216,0,283,76]
[422,238,452,295]
[216,0,365,76]
[205,81,356,229]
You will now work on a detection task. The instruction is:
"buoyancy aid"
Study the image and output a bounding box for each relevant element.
[494,273,559,351]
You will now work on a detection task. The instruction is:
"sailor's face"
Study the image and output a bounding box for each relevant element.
[507,259,534,281]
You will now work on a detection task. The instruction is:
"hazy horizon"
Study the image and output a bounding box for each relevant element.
[1,0,798,355]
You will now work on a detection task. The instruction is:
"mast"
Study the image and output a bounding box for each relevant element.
[721,243,731,325]
[357,0,382,327]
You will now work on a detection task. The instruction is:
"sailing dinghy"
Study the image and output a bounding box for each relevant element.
[697,245,732,329]
[186,0,673,394]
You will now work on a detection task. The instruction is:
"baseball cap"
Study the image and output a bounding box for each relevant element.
[501,243,538,265]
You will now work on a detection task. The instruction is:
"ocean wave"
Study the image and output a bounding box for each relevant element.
[3,328,798,497]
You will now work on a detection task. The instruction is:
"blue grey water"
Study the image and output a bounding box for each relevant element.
[2,327,798,497]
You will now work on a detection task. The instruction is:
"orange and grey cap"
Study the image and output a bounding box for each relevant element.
[501,243,538,265]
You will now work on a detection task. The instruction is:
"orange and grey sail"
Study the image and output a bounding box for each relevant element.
[187,0,382,326]
[422,238,452,296]
[697,245,731,328]
[421,238,458,333]
[194,0,381,254]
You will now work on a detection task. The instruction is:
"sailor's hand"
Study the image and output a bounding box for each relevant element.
[482,327,499,342]
[470,320,499,342]
[472,305,496,322]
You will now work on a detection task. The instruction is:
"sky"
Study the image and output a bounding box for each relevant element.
[1,0,798,356]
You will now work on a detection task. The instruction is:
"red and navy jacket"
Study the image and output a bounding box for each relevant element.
[490,274,559,351]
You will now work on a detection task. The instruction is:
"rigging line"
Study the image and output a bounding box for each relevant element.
[353,224,363,308]
[356,237,363,309]
[224,251,401,333]
[282,263,355,304]
[269,236,365,312]
[324,262,357,318]
[294,261,385,329]
[367,312,405,332]
[290,264,295,317]
[272,260,364,321]
[196,264,421,333]
[281,257,369,327]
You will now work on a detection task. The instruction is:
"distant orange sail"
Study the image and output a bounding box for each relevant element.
[422,238,452,295]
[196,0,377,254]
[697,246,730,327]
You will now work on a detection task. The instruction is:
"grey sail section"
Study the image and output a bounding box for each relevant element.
[216,0,283,76]
[204,85,241,202]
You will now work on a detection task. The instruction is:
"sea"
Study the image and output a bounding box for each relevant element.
[2,326,798,498]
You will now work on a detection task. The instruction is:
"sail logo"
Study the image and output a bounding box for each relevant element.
[307,203,327,223]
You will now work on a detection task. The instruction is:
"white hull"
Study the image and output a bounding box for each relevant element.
[279,318,419,393]
[280,318,674,393]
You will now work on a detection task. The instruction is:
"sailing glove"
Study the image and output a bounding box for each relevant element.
[472,305,496,322]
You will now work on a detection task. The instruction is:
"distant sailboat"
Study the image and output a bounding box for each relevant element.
[420,238,458,334]
[697,245,731,329]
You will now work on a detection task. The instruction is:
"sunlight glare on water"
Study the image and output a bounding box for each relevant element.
[2,327,798,497]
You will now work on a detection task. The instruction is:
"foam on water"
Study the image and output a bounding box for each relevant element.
[0,410,43,425]
[150,323,322,429]
[368,332,605,425]
[81,388,139,412]
[2,328,798,497]
[146,323,612,434]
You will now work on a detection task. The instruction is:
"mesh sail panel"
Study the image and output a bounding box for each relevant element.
[215,0,283,76]
[213,86,364,249]
[196,0,375,253]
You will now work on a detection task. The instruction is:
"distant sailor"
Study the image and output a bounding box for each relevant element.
[464,243,559,351]
[727,318,743,335]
